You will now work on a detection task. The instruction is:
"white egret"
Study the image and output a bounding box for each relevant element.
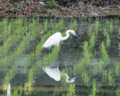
[42,30,77,49]
[43,66,76,83]
[7,83,11,96]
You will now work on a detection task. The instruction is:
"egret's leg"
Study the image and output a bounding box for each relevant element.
[57,45,60,56]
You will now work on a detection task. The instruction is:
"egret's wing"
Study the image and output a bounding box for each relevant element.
[43,67,61,81]
[42,32,61,48]
[7,83,10,96]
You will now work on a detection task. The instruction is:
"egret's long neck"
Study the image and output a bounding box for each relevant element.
[61,32,69,41]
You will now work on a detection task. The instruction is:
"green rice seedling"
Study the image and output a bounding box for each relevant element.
[12,86,22,96]
[119,29,120,36]
[109,21,113,33]
[115,61,120,76]
[102,70,108,83]
[43,46,58,67]
[101,42,109,64]
[90,80,96,96]
[24,66,35,95]
[0,18,9,39]
[55,19,64,31]
[81,70,90,86]
[82,41,92,64]
[94,66,98,76]
[99,59,103,72]
[43,20,48,31]
[103,28,108,37]
[108,69,115,86]
[89,33,95,49]
[73,58,85,75]
[116,87,120,96]
[118,43,120,56]
[106,33,111,48]
[118,43,120,50]
[61,70,67,86]
[3,66,17,91]
[88,25,93,37]
[66,84,75,96]
[69,20,77,31]
[94,20,100,35]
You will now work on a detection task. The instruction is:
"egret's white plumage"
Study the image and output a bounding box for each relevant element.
[7,83,10,96]
[43,66,76,83]
[42,30,77,49]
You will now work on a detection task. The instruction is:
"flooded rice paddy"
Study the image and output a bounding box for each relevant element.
[0,17,120,96]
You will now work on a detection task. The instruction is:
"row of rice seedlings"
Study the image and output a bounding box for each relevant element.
[0,19,10,40]
[100,42,109,65]
[73,41,92,86]
[105,20,113,33]
[3,66,17,92]
[0,24,36,69]
[0,21,26,58]
[24,65,35,95]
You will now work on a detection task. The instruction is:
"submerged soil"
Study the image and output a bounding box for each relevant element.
[0,0,120,17]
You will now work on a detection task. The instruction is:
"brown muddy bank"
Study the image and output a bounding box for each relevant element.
[0,0,120,18]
